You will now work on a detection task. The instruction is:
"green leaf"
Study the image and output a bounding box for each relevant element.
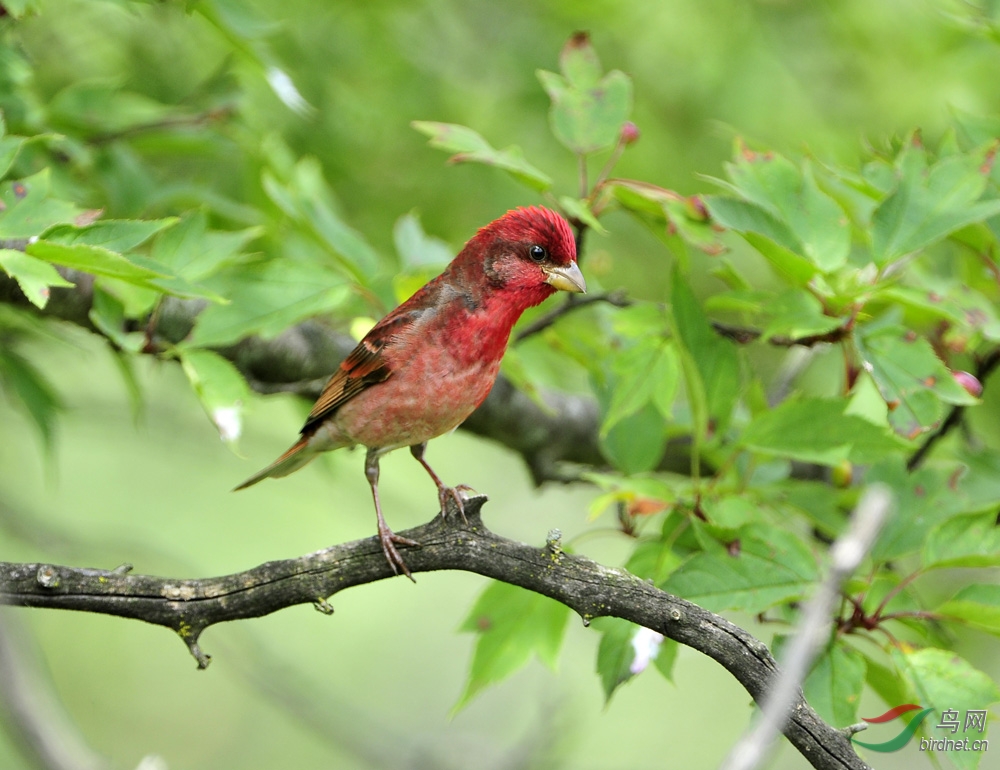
[956,447,1000,511]
[538,33,632,155]
[108,345,144,424]
[875,283,1000,342]
[0,170,83,238]
[36,217,232,304]
[456,582,570,710]
[594,618,638,702]
[624,538,683,584]
[598,400,668,474]
[804,643,866,728]
[26,240,170,286]
[88,286,144,354]
[609,180,723,255]
[661,526,819,614]
[670,270,740,438]
[759,290,842,341]
[411,121,552,192]
[895,647,999,770]
[862,656,911,716]
[584,471,678,521]
[706,151,849,277]
[393,211,452,268]
[774,637,865,727]
[774,480,848,539]
[593,618,669,702]
[262,158,380,281]
[705,196,803,254]
[150,211,262,282]
[0,347,62,452]
[0,249,74,308]
[872,141,1000,265]
[936,584,1000,635]
[723,151,850,272]
[558,196,607,234]
[856,322,978,439]
[923,513,1000,569]
[43,219,178,254]
[0,134,26,181]
[601,339,678,434]
[702,496,757,532]
[662,197,724,256]
[741,397,904,466]
[178,347,250,447]
[867,458,966,562]
[191,259,350,347]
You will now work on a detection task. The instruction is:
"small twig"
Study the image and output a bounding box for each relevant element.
[591,137,628,196]
[908,346,1000,471]
[721,485,892,770]
[515,290,632,343]
[90,107,234,146]
[711,321,851,348]
[871,568,922,622]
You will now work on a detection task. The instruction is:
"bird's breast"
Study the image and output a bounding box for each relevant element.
[332,342,502,450]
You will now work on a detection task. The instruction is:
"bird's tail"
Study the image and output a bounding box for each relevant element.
[233,436,319,491]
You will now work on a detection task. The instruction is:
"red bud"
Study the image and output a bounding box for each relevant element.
[953,370,983,398]
[620,121,640,146]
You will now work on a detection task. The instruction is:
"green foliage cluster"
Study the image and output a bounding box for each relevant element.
[1,2,1000,768]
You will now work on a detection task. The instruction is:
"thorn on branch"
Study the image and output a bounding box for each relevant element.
[313,598,335,615]
[545,528,564,561]
[179,626,211,670]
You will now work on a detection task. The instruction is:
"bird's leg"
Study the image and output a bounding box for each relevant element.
[365,447,420,581]
[409,442,467,523]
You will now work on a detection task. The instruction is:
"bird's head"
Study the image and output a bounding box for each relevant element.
[457,206,586,309]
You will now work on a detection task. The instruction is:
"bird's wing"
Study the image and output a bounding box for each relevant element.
[300,308,424,433]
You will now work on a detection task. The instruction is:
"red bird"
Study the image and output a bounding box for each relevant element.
[235,206,585,578]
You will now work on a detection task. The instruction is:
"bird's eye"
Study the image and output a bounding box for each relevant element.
[529,245,547,262]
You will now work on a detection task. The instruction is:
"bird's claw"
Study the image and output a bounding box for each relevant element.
[378,527,421,582]
[438,484,473,524]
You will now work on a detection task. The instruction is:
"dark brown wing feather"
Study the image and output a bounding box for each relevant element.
[300,309,423,433]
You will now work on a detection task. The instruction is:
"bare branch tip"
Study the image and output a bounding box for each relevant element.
[313,598,335,615]
[177,625,210,669]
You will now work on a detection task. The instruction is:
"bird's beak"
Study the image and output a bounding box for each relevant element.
[543,262,587,294]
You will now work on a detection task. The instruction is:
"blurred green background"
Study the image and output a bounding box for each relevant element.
[3,0,1000,768]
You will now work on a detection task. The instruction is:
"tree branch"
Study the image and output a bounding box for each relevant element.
[0,496,868,770]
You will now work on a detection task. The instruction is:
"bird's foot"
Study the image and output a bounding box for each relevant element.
[378,525,421,582]
[437,484,474,524]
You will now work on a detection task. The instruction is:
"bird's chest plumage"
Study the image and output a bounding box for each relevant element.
[333,304,507,450]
